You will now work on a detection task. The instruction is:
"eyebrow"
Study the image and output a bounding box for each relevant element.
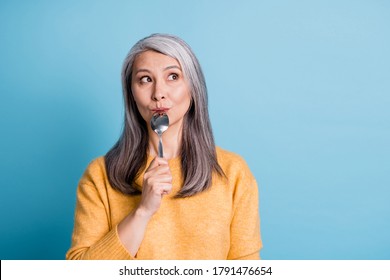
[134,65,182,75]
[164,65,181,71]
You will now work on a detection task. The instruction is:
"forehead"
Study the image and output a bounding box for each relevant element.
[132,50,181,71]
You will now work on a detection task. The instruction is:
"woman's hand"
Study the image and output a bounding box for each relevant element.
[118,157,172,257]
[137,157,172,217]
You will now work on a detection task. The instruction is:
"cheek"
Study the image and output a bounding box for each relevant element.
[173,85,192,108]
[183,91,192,111]
[132,93,141,106]
[131,91,150,121]
[132,88,147,108]
[183,94,192,111]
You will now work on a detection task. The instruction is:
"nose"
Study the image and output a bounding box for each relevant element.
[152,79,166,101]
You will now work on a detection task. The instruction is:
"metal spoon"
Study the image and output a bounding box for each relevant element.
[150,113,169,158]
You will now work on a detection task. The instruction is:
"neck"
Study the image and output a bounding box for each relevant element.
[148,122,183,160]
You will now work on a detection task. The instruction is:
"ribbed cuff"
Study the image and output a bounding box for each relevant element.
[85,226,135,260]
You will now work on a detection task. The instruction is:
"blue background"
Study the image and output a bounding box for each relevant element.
[1,0,389,260]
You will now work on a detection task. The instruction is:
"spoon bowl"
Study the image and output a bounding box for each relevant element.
[150,113,169,157]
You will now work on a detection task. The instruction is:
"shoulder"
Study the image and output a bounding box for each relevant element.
[79,156,107,186]
[215,146,256,183]
[215,147,259,204]
[216,146,250,171]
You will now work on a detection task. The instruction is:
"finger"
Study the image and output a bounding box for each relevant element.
[153,157,169,166]
[152,165,172,176]
[145,157,169,173]
[144,168,171,183]
[161,190,171,196]
[146,175,173,187]
[145,161,171,176]
[159,184,172,195]
[145,183,171,196]
[147,157,168,169]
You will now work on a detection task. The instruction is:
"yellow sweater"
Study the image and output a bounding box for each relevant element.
[66,147,262,260]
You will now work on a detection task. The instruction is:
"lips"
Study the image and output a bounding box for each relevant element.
[151,107,170,113]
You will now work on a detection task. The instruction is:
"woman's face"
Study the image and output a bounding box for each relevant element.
[131,50,192,133]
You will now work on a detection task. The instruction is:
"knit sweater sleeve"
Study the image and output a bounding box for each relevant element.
[227,157,262,260]
[66,158,134,260]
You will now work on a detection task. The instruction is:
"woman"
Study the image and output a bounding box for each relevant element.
[66,34,262,260]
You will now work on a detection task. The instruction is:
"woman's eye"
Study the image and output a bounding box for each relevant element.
[140,76,152,83]
[168,73,179,81]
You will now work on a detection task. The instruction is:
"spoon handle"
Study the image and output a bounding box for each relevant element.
[158,135,164,158]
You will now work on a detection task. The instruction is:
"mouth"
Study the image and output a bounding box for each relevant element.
[151,108,169,114]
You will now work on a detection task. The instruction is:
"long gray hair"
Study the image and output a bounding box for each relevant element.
[105,33,224,198]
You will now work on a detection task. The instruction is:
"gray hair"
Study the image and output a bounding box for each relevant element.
[105,33,224,197]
